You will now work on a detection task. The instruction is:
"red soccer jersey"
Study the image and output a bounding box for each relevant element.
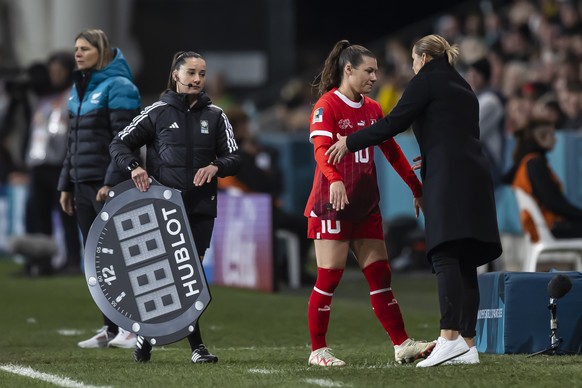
[304,88,422,221]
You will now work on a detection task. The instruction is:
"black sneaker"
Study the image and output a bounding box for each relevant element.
[133,336,152,363]
[191,344,218,363]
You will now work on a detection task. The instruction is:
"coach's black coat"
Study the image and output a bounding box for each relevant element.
[347,56,501,266]
[110,90,240,217]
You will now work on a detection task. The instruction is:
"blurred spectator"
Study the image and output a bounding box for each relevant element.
[372,62,402,115]
[0,78,15,183]
[501,60,530,98]
[256,77,312,134]
[505,91,533,135]
[458,9,488,66]
[559,80,582,129]
[434,13,463,44]
[459,35,489,66]
[0,63,53,183]
[372,38,414,115]
[531,92,567,129]
[569,31,582,59]
[218,105,313,285]
[384,38,414,80]
[465,57,506,186]
[500,24,535,62]
[556,0,582,34]
[482,5,504,46]
[275,78,312,133]
[206,71,235,110]
[521,81,551,102]
[504,119,582,239]
[486,45,506,92]
[507,0,537,30]
[23,51,82,274]
[538,0,560,23]
[463,10,485,38]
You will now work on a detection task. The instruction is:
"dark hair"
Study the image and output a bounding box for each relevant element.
[225,105,248,128]
[48,51,76,89]
[468,57,491,82]
[512,119,554,164]
[164,51,204,94]
[314,40,375,97]
[224,105,249,143]
[26,62,52,97]
[74,29,113,70]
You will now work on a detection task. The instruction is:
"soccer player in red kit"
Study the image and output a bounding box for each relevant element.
[304,40,435,367]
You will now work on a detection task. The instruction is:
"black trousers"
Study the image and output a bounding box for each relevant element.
[431,243,480,338]
[73,181,105,245]
[140,213,215,352]
[26,165,81,269]
[184,214,214,350]
[73,181,119,331]
[186,214,215,258]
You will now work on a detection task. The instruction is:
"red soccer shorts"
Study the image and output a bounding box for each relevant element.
[307,213,384,240]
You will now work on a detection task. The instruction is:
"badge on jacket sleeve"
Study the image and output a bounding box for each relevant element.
[84,178,211,345]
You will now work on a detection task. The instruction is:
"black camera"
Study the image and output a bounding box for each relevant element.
[3,63,51,97]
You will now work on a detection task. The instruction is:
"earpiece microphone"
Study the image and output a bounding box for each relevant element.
[176,79,194,88]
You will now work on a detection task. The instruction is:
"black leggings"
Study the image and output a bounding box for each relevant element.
[431,253,479,338]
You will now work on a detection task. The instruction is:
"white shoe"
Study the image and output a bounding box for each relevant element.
[394,338,436,364]
[308,347,346,367]
[443,346,480,365]
[108,328,137,348]
[78,326,114,348]
[416,336,470,368]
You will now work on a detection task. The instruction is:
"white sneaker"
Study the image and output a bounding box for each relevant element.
[394,338,436,364]
[77,326,114,348]
[443,346,480,365]
[107,328,137,348]
[416,336,470,368]
[308,347,346,367]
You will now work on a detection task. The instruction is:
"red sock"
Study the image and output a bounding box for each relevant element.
[362,260,408,346]
[308,267,344,351]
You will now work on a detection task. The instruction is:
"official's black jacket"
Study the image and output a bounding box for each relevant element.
[110,90,240,217]
[346,57,502,266]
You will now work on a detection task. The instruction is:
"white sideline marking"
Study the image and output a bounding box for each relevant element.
[0,364,112,388]
[58,329,85,336]
[303,378,349,387]
[123,345,308,353]
[248,368,277,374]
[217,345,306,351]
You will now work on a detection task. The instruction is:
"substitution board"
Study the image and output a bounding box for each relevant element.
[84,178,211,345]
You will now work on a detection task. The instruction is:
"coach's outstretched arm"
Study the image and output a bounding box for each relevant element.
[326,72,430,164]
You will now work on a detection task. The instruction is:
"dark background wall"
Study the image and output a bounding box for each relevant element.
[131,0,469,103]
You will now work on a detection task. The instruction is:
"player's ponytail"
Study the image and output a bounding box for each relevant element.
[314,40,375,97]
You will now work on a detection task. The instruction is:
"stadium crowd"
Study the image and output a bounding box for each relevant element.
[2,0,582,277]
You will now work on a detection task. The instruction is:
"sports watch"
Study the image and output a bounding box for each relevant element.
[127,160,141,171]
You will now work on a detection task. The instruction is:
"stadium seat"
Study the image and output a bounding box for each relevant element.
[513,188,582,272]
